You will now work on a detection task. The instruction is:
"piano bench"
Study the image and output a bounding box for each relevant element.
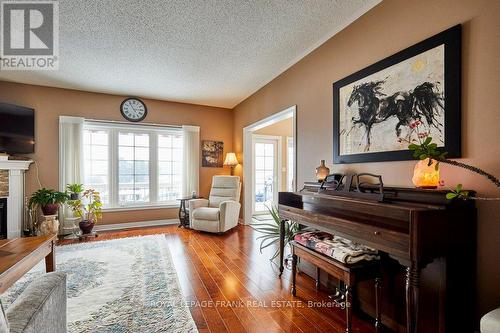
[290,241,381,333]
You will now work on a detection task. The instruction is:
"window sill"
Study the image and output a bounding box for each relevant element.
[102,204,179,212]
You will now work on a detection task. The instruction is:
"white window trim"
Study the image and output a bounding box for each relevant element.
[102,204,178,212]
[84,121,183,210]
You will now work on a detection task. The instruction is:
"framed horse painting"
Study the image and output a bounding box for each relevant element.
[333,25,461,164]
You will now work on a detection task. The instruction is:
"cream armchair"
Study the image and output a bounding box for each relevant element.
[189,176,241,233]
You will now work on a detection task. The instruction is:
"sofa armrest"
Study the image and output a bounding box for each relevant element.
[188,199,209,227]
[6,272,67,333]
[189,199,209,212]
[219,200,241,232]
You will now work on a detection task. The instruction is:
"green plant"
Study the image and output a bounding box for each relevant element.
[404,120,499,200]
[67,188,103,222]
[408,137,500,188]
[28,188,69,209]
[66,183,84,194]
[445,184,469,200]
[251,204,300,261]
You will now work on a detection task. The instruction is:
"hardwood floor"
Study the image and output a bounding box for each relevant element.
[58,225,378,333]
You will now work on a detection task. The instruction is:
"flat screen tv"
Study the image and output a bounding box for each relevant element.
[0,102,35,154]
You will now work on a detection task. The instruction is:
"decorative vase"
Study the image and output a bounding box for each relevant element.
[412,158,440,189]
[41,203,59,215]
[315,160,330,182]
[39,215,59,235]
[79,220,95,234]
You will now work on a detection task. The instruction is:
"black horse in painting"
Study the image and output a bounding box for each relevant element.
[346,81,444,150]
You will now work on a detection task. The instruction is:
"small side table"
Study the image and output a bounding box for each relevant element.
[177,197,203,228]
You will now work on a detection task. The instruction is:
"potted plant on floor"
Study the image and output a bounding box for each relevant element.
[66,183,84,200]
[67,188,103,234]
[28,188,69,215]
[251,204,300,262]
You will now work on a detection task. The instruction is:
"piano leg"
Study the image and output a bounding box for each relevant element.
[291,253,298,296]
[345,285,352,333]
[375,277,381,332]
[316,267,321,291]
[279,219,285,277]
[406,265,420,333]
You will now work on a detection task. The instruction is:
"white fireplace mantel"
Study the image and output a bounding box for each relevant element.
[0,160,33,171]
[0,159,33,238]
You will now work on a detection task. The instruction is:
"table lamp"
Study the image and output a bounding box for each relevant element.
[224,152,239,175]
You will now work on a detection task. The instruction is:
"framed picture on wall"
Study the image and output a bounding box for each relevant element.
[202,140,224,167]
[333,24,461,164]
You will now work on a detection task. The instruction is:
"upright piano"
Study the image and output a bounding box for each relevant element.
[278,182,476,333]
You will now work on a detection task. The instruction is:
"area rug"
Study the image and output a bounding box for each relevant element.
[1,235,198,333]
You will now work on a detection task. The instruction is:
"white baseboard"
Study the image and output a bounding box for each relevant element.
[94,219,179,232]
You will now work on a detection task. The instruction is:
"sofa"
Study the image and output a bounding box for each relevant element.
[0,272,67,333]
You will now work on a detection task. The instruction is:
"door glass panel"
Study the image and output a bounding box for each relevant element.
[287,137,294,191]
[254,141,276,213]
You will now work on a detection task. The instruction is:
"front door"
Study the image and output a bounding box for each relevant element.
[252,136,279,215]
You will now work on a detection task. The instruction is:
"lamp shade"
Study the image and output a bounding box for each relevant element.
[224,152,239,166]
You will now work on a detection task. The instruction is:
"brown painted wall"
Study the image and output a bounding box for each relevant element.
[0,81,234,225]
[233,0,500,319]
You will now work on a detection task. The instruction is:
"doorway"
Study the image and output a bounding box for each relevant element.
[243,105,296,225]
[252,135,281,215]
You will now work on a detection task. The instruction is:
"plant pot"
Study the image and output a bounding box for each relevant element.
[79,220,95,235]
[69,193,80,200]
[41,203,59,215]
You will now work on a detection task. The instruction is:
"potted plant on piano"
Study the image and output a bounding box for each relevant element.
[67,188,103,235]
[405,124,499,200]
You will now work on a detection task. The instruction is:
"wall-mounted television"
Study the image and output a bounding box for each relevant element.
[0,102,35,154]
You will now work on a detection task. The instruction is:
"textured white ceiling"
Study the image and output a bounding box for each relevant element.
[0,0,380,108]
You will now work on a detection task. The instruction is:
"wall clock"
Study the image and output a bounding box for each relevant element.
[120,98,147,122]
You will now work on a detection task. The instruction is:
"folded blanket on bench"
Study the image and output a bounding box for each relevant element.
[294,231,379,264]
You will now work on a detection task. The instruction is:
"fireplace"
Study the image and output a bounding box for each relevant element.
[0,198,6,239]
[0,159,32,238]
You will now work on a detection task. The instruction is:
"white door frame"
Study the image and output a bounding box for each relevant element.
[243,105,297,225]
[251,134,282,215]
[286,136,294,192]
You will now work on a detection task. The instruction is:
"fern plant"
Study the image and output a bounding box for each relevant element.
[28,188,69,209]
[251,204,300,261]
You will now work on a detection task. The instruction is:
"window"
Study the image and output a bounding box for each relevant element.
[118,132,150,204]
[83,129,110,205]
[83,122,183,208]
[158,133,183,202]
